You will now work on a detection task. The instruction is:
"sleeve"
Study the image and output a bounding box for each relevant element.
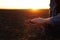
[50,13,60,34]
[50,13,60,26]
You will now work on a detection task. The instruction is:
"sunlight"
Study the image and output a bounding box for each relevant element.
[0,0,50,9]
[30,8,38,11]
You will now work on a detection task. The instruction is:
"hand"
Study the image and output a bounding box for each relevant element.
[24,17,50,27]
[31,17,46,24]
[30,17,51,27]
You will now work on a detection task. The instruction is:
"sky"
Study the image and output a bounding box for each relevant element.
[0,0,50,9]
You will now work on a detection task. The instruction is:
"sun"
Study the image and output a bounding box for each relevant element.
[30,9,38,12]
[0,0,50,9]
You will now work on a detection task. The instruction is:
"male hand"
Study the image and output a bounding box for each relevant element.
[25,17,50,27]
[31,17,45,23]
[30,17,51,27]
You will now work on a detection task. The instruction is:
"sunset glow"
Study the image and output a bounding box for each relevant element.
[0,0,50,9]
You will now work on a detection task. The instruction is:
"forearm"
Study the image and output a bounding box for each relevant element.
[43,17,53,27]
